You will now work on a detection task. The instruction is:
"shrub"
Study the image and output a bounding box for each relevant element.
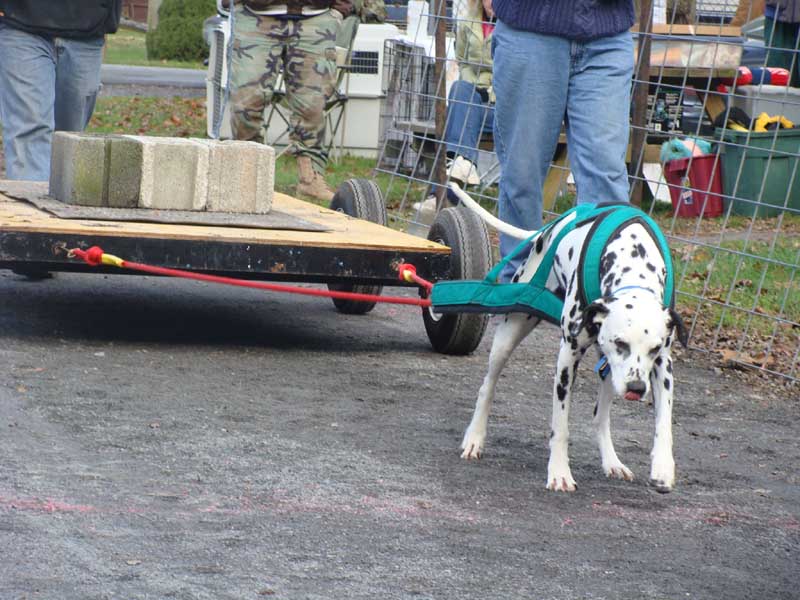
[146,0,216,62]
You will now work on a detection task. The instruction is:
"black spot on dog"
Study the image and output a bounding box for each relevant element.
[570,338,579,350]
[535,236,544,253]
[664,378,671,391]
[639,274,646,280]
[561,316,565,326]
[646,262,656,272]
[555,285,566,299]
[567,272,576,294]
[636,243,647,258]
[568,247,574,260]
[512,274,520,283]
[622,266,631,273]
[600,252,617,278]
[611,232,622,242]
[655,356,662,365]
[593,403,598,417]
[569,304,577,317]
[550,430,555,439]
[603,273,615,288]
[560,368,569,387]
[557,385,567,401]
[625,304,633,309]
[631,249,639,258]
[666,360,673,374]
[555,253,561,267]
[630,233,637,239]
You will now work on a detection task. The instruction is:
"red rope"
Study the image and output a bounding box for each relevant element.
[68,246,433,308]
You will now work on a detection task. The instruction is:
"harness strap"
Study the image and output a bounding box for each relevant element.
[430,203,675,320]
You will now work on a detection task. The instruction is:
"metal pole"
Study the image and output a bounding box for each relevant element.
[629,0,653,206]
[433,0,447,209]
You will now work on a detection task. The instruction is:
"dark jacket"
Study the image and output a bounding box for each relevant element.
[0,0,122,38]
[492,0,635,41]
[768,0,800,23]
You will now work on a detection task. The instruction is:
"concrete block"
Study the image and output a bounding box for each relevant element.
[107,136,209,211]
[49,132,108,207]
[204,140,275,214]
[49,134,276,214]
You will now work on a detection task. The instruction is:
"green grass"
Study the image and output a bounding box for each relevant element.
[88,96,208,137]
[104,27,205,70]
[676,238,800,330]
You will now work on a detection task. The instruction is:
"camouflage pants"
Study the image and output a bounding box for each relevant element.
[230,7,340,173]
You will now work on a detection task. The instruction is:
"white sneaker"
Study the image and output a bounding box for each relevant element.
[412,194,438,212]
[447,155,481,186]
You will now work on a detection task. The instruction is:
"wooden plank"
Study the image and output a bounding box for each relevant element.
[632,24,742,37]
[0,189,448,255]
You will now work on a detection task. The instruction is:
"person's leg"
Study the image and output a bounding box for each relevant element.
[492,21,570,281]
[229,8,283,143]
[283,10,339,174]
[53,35,105,133]
[565,30,634,205]
[444,79,488,165]
[0,24,57,181]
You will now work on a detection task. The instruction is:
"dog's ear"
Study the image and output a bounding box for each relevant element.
[666,307,689,348]
[569,299,610,338]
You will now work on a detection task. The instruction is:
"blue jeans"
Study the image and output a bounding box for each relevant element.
[492,22,634,281]
[0,23,104,181]
[444,79,494,165]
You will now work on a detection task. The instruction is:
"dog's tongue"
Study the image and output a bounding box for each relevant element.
[624,391,642,402]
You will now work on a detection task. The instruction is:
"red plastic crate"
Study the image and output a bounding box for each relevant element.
[664,155,724,218]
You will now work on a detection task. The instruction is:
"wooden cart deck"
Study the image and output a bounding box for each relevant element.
[0,185,450,285]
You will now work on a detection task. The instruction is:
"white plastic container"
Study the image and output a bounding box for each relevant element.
[732,84,800,125]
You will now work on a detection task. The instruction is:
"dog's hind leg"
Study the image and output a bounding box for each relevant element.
[594,376,634,481]
[547,339,580,492]
[648,350,676,493]
[461,314,539,460]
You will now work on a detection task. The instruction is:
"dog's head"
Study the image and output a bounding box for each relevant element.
[573,292,688,400]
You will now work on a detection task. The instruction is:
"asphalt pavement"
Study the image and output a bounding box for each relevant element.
[0,270,798,599]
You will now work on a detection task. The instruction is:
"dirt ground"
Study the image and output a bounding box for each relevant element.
[0,271,797,600]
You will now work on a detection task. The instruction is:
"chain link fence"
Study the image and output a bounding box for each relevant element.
[374,1,800,382]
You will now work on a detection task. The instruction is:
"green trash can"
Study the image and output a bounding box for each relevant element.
[716,128,800,217]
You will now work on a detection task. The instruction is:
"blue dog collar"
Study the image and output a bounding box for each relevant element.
[611,285,657,298]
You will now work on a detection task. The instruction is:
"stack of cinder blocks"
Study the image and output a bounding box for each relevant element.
[49,133,275,213]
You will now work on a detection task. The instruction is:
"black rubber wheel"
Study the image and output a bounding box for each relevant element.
[328,179,387,314]
[423,206,492,355]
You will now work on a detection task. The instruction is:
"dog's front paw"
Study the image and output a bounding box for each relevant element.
[546,466,577,492]
[460,428,485,460]
[604,461,634,482]
[546,475,577,492]
[649,459,676,493]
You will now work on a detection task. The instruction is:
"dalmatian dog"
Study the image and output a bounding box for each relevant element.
[449,184,687,493]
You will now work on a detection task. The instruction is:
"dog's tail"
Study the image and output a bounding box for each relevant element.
[448,182,535,240]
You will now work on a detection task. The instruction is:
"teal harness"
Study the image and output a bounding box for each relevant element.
[431,203,675,325]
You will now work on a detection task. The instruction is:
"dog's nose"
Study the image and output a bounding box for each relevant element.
[626,380,647,395]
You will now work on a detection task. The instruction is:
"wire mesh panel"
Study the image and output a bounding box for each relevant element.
[376,0,800,382]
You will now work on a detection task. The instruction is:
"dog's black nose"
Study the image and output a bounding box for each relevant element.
[626,380,647,395]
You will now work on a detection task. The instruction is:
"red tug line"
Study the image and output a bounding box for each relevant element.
[67,246,435,308]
